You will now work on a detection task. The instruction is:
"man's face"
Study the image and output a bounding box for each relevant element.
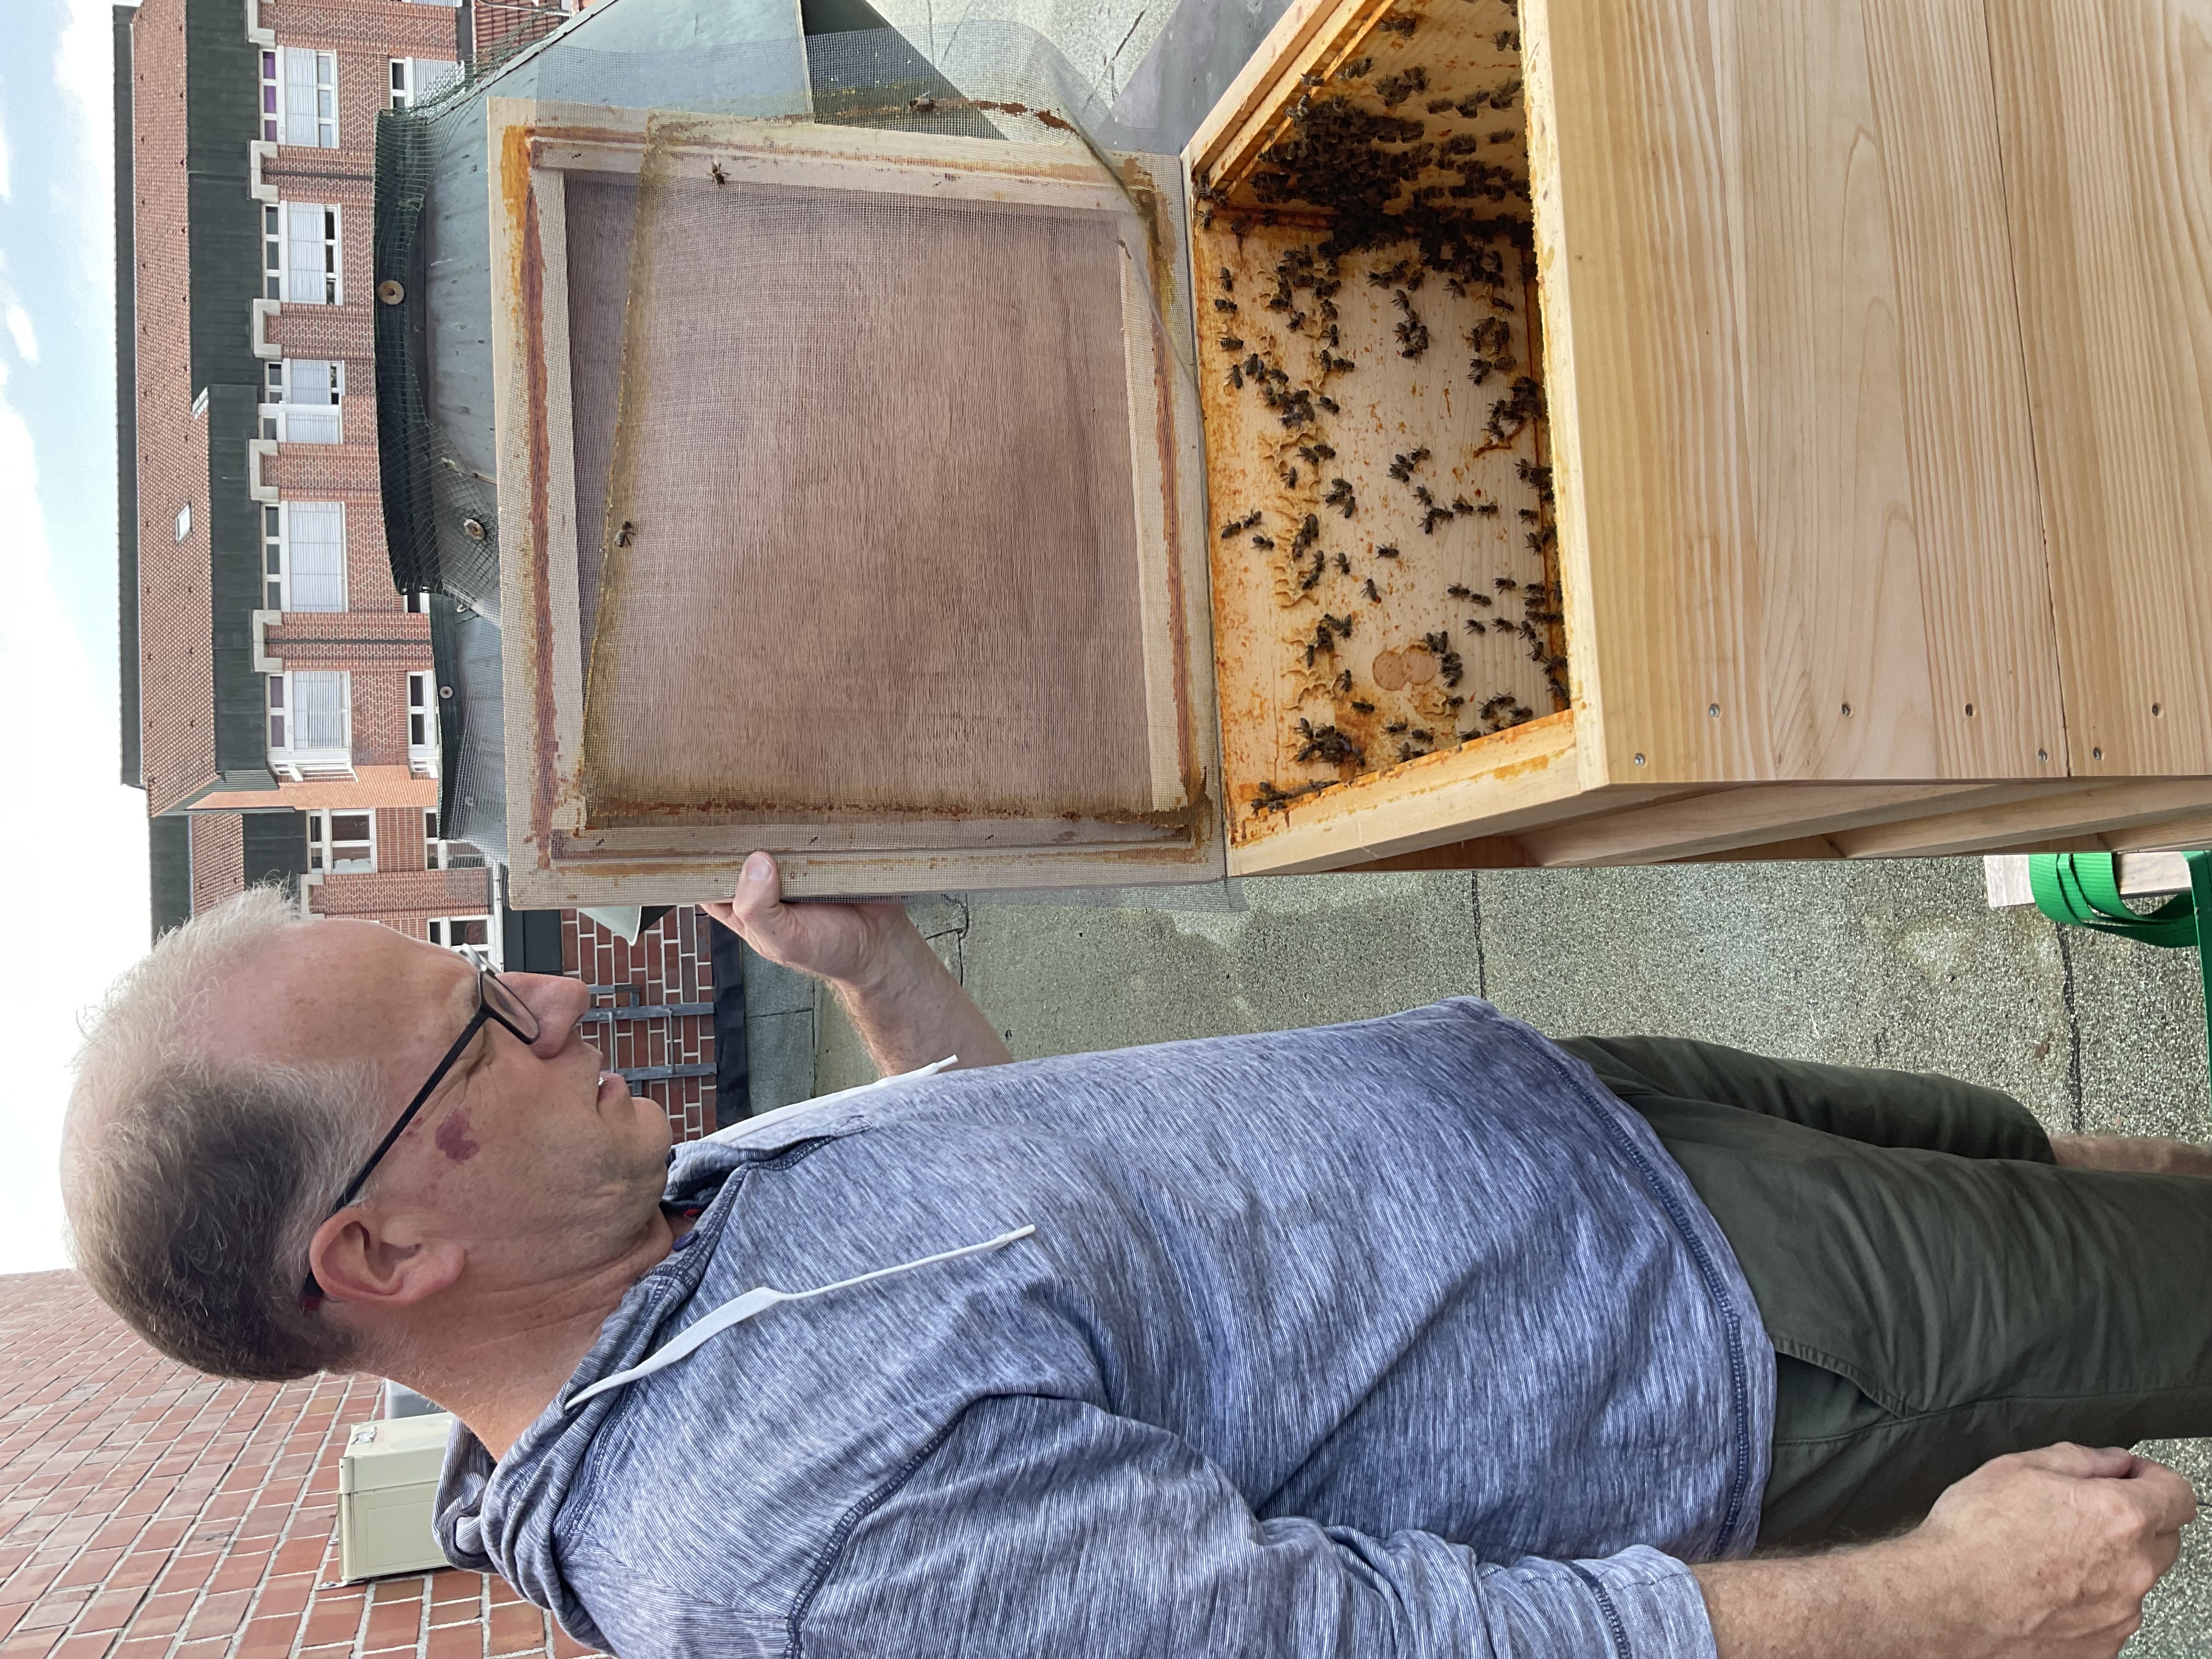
[202,919,674,1299]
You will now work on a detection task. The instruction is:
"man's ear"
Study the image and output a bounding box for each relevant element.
[307,1207,465,1310]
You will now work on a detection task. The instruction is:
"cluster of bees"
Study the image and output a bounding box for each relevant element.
[1198,2,1568,817]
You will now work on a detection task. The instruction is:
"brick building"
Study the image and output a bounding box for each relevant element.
[116,0,732,1133]
[122,0,479,940]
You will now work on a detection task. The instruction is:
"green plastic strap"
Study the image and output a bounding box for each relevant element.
[2029,851,2212,1081]
[2028,851,2203,947]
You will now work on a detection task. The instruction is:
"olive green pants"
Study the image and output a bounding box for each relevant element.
[1561,1035,2212,1550]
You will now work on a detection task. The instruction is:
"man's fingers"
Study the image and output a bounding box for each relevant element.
[2015,1442,2139,1481]
[703,853,788,942]
[2120,1458,2202,1532]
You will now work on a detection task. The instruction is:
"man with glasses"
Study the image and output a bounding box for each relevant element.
[61,855,2208,1659]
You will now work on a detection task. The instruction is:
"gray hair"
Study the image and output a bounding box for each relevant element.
[64,885,384,1381]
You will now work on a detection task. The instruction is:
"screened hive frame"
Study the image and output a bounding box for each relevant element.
[489,99,1226,901]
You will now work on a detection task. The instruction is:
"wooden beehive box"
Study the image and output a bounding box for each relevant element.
[491,0,2212,904]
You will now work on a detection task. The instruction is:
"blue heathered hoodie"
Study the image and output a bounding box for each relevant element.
[437,998,1773,1658]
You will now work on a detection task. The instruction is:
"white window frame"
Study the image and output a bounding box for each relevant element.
[278,47,338,147]
[174,504,191,541]
[390,57,461,109]
[259,359,343,443]
[427,916,501,969]
[262,501,348,613]
[259,49,278,143]
[267,670,354,781]
[306,808,377,874]
[424,807,452,870]
[408,671,440,777]
[267,202,340,305]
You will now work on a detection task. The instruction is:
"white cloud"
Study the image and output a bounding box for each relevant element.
[51,0,116,314]
[54,0,112,166]
[4,302,37,365]
[0,351,151,1274]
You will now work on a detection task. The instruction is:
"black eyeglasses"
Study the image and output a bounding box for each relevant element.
[302,967,541,1309]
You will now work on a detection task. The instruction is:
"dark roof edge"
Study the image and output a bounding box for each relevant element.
[149,814,192,940]
[206,383,272,777]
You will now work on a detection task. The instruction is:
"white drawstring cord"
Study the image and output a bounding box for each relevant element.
[562,1223,1037,1412]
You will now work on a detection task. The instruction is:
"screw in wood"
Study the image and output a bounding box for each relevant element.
[2092,746,2104,760]
[1707,703,1720,718]
[1964,703,1976,717]
[2037,748,2048,763]
[1841,702,1853,718]
[1632,753,1647,766]
[2152,702,2163,716]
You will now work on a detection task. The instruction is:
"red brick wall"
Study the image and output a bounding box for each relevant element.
[188,814,246,913]
[473,1,569,63]
[134,0,220,817]
[260,0,460,72]
[264,308,371,361]
[375,806,431,872]
[0,1271,608,1659]
[309,868,493,921]
[566,909,718,1142]
[265,433,377,500]
[348,670,413,768]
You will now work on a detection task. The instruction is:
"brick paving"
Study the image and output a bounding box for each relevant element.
[0,1274,599,1659]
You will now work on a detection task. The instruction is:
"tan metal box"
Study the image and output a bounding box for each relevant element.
[337,1412,456,1583]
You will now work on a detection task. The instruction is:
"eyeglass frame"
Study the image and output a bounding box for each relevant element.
[301,966,541,1309]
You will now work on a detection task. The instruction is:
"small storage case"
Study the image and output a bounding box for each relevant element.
[337,1412,458,1582]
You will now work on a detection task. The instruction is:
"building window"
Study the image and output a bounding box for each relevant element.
[262,501,347,612]
[425,916,491,955]
[404,589,432,613]
[306,809,376,874]
[268,202,340,304]
[260,358,342,443]
[390,58,461,110]
[424,808,453,869]
[268,670,353,780]
[260,50,278,143]
[408,671,439,777]
[174,504,191,541]
[279,48,338,147]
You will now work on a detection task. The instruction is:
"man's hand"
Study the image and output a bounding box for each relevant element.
[1912,1443,2195,1656]
[702,852,1013,1077]
[703,850,913,991]
[1693,1442,2196,1659]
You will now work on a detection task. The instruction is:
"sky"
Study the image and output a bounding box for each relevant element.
[0,0,150,1273]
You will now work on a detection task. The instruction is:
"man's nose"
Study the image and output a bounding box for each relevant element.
[512,972,591,1053]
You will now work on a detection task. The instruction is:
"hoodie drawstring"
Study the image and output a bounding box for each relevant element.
[562,1224,1037,1412]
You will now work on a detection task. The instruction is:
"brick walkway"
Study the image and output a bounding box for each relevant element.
[0,1274,597,1659]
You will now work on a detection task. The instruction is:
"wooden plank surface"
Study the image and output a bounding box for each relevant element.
[1826,778,2212,858]
[1516,781,2061,867]
[1986,2,2212,777]
[1226,710,1692,874]
[1527,0,2064,785]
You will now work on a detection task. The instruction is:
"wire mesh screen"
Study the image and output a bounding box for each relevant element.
[539,99,1194,836]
